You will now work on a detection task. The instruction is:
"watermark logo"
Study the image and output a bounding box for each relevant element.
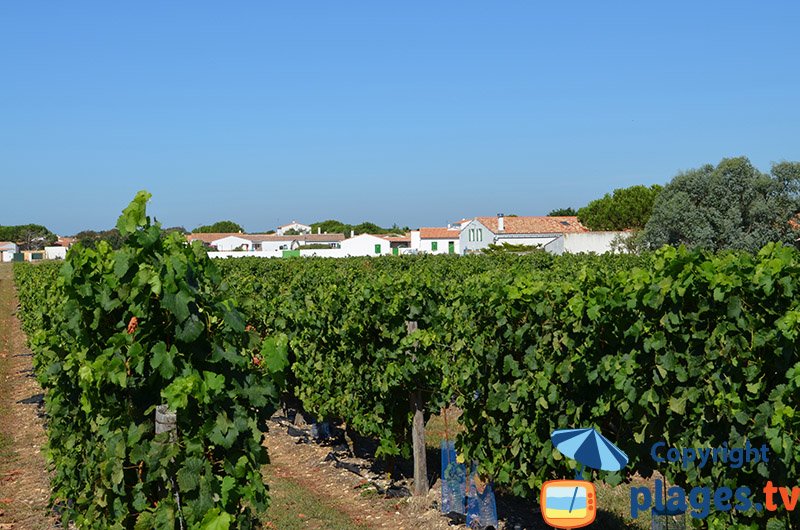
[631,440,786,520]
[541,479,597,528]
[541,427,628,529]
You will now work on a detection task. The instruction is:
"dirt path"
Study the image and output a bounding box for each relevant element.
[264,415,455,530]
[0,263,54,529]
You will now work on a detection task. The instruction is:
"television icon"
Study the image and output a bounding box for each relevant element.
[540,479,597,529]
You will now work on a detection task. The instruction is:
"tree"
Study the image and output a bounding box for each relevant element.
[192,220,244,233]
[548,207,577,216]
[641,157,800,251]
[352,222,385,234]
[310,220,349,236]
[310,219,407,237]
[73,228,125,250]
[0,224,57,250]
[577,185,662,230]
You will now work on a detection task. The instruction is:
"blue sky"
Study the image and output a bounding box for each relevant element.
[2,2,799,235]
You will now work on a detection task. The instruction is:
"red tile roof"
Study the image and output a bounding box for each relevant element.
[475,216,588,234]
[419,227,461,239]
[186,233,245,244]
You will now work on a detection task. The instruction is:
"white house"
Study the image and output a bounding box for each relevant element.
[188,232,345,253]
[339,234,392,257]
[276,221,312,236]
[459,215,590,254]
[209,235,255,251]
[382,235,411,256]
[413,227,461,254]
[44,246,68,260]
[187,232,243,247]
[56,237,75,248]
[254,233,344,251]
[0,242,18,262]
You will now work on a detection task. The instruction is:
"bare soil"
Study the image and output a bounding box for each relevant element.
[0,263,55,529]
[263,409,645,529]
[264,415,454,530]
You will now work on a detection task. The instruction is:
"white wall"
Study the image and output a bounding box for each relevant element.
[495,235,559,249]
[561,232,627,254]
[45,246,68,260]
[339,234,392,256]
[211,236,254,251]
[421,238,459,254]
[208,250,283,259]
[299,248,348,258]
[410,230,421,251]
[259,240,293,252]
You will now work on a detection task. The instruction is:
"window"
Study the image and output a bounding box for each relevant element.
[468,228,474,242]
[432,241,438,251]
[477,229,483,242]
[374,244,381,254]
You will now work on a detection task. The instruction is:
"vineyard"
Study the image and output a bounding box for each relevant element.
[13,196,800,529]
[214,246,800,529]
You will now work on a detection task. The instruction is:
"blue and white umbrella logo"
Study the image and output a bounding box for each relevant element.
[551,427,629,479]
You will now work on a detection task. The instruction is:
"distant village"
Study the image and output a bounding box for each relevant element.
[0,214,628,262]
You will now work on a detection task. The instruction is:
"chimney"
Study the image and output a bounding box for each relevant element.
[350,230,355,238]
[497,213,505,232]
[318,227,321,234]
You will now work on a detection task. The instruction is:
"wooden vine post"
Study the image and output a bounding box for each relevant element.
[155,404,177,440]
[407,320,429,496]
